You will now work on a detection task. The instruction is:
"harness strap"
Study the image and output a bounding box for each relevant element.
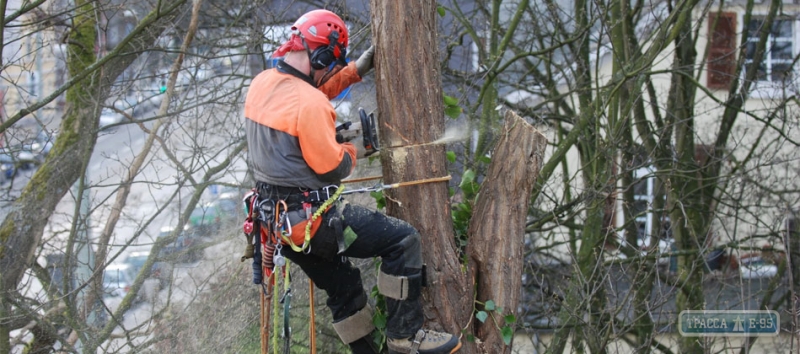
[281,184,344,252]
[410,330,426,353]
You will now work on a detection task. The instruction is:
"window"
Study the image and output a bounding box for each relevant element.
[707,12,737,89]
[29,73,38,98]
[633,167,656,239]
[632,167,671,242]
[745,17,795,83]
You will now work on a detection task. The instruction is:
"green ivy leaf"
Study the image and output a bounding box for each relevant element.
[443,94,459,106]
[501,326,513,345]
[370,190,385,210]
[504,314,516,323]
[460,169,475,188]
[446,151,456,163]
[374,312,387,329]
[437,5,446,17]
[485,300,496,311]
[445,106,462,119]
[476,311,488,323]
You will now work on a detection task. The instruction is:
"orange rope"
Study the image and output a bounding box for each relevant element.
[309,279,316,353]
[342,175,452,188]
[261,280,272,354]
[385,175,452,188]
[341,175,383,184]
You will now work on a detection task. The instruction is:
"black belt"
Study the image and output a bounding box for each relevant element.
[256,182,339,207]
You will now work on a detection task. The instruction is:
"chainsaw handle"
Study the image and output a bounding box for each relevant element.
[335,121,362,143]
[358,107,379,155]
[335,121,352,132]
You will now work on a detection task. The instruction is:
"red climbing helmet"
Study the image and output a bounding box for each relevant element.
[273,9,349,63]
[294,10,348,51]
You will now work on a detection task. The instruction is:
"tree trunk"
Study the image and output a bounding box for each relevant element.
[789,216,800,349]
[370,0,471,342]
[0,2,189,350]
[466,110,546,353]
[667,9,705,354]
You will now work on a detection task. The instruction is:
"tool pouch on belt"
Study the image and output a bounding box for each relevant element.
[251,233,263,284]
[304,200,355,261]
[332,200,350,254]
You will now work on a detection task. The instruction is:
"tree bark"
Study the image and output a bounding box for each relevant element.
[466,110,546,353]
[370,0,471,341]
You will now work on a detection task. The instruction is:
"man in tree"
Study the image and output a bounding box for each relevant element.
[243,9,461,354]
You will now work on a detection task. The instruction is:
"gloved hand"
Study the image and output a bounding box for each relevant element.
[350,135,378,158]
[356,46,375,77]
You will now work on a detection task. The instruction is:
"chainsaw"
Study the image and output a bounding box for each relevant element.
[336,107,379,157]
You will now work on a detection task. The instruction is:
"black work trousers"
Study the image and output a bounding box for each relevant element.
[280,201,424,342]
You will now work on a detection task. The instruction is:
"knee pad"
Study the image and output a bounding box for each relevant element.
[397,232,422,269]
[377,270,423,301]
[332,305,375,344]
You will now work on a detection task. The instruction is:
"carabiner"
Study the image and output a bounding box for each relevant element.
[281,214,292,237]
[275,200,291,237]
[242,189,257,216]
[275,200,288,226]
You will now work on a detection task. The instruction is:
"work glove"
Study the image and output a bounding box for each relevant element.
[356,45,375,78]
[335,121,362,143]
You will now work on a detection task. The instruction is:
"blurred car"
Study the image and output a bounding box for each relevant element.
[120,250,161,302]
[103,263,133,298]
[215,185,249,200]
[0,158,14,180]
[0,161,10,184]
[188,197,241,236]
[123,250,153,279]
[99,108,125,129]
[158,225,202,263]
[739,256,778,279]
[22,129,56,159]
[0,146,41,170]
[147,226,202,287]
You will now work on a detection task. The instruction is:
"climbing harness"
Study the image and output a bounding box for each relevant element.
[244,175,450,353]
[299,185,345,252]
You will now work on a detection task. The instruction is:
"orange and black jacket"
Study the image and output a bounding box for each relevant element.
[244,61,361,190]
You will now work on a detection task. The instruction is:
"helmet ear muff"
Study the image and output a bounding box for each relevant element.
[310,31,345,70]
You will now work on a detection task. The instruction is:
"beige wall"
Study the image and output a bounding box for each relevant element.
[589,3,800,253]
[1,9,66,140]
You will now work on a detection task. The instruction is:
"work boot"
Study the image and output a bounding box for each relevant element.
[386,329,462,354]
